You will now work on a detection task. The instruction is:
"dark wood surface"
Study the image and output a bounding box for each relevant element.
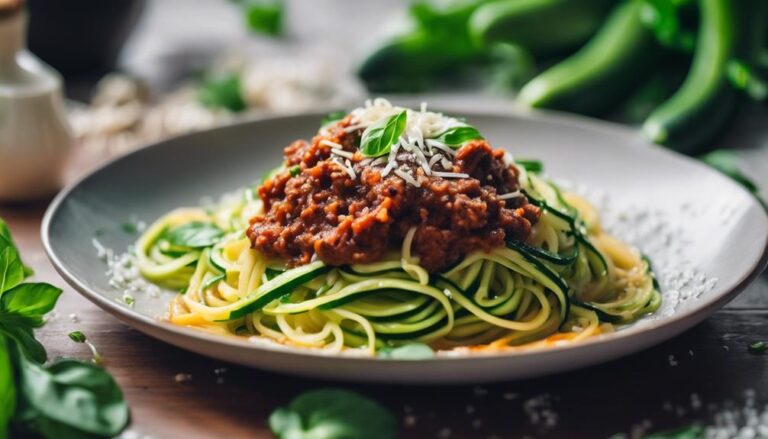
[3,188,768,439]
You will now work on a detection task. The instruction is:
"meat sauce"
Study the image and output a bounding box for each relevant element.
[247,118,541,273]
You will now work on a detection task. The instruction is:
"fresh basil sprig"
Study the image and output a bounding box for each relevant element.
[0,218,32,278]
[269,389,397,439]
[0,336,14,439]
[360,111,407,157]
[434,124,483,148]
[14,356,128,439]
[0,217,129,439]
[163,222,225,249]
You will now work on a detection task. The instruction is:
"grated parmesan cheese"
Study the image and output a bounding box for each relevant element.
[331,147,354,159]
[432,171,470,179]
[499,191,523,200]
[395,169,420,187]
[347,99,477,187]
[320,139,343,149]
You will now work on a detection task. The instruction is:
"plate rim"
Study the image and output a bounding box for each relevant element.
[41,107,768,366]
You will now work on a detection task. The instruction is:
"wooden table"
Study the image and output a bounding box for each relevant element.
[2,172,768,439]
[7,1,768,436]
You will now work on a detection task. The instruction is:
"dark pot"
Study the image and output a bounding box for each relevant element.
[27,0,146,80]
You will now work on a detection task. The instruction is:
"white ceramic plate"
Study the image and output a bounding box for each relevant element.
[42,109,768,383]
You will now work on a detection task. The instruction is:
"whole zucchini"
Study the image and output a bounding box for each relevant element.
[469,0,615,56]
[641,0,739,153]
[516,0,659,115]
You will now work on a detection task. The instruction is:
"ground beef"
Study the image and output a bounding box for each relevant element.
[247,118,541,272]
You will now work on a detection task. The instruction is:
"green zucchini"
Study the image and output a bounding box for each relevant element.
[202,274,225,290]
[517,0,659,115]
[227,261,329,319]
[265,267,284,281]
[208,246,229,272]
[469,0,614,56]
[509,240,579,266]
[574,234,608,278]
[642,0,739,153]
[500,243,571,323]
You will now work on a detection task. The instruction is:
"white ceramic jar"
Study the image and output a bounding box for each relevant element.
[0,3,74,201]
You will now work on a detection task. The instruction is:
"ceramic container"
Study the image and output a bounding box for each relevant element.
[41,110,768,383]
[0,3,74,201]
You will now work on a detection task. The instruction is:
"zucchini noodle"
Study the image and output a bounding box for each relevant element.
[135,167,660,355]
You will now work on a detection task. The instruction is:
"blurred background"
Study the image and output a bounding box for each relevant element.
[15,0,768,197]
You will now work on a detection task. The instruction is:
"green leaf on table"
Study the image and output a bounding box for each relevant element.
[163,222,224,249]
[378,343,434,360]
[198,72,247,113]
[269,388,398,439]
[0,246,24,296]
[434,124,483,148]
[699,150,760,195]
[0,219,33,278]
[242,0,283,36]
[68,331,87,344]
[0,336,16,439]
[14,355,129,438]
[0,324,46,364]
[360,111,407,157]
[643,424,704,439]
[0,283,62,326]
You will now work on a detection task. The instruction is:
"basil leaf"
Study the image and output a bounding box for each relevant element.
[0,336,15,439]
[434,124,483,148]
[269,389,397,439]
[360,111,407,157]
[242,0,283,36]
[0,219,33,278]
[68,331,87,344]
[0,324,46,364]
[198,72,247,113]
[15,355,129,437]
[378,343,434,360]
[164,222,224,249]
[0,247,23,297]
[10,412,99,439]
[0,283,62,324]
